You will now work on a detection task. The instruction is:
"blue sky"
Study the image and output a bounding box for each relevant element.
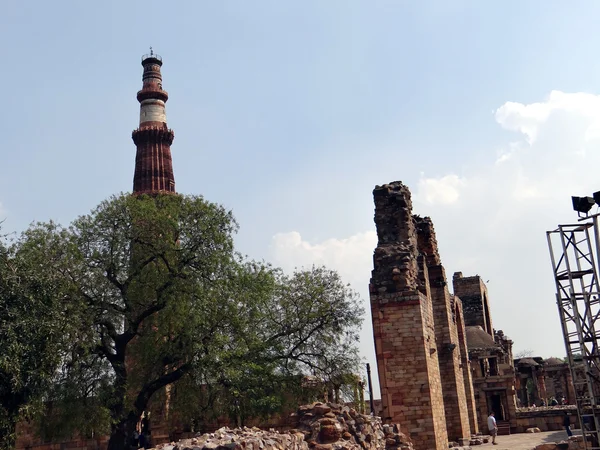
[4,1,600,397]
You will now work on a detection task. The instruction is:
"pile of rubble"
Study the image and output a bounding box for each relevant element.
[292,402,413,450]
[152,403,414,450]
[533,435,586,450]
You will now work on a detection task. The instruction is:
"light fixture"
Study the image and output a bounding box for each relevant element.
[572,196,595,214]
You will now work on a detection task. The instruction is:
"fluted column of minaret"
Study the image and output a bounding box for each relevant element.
[132,50,176,194]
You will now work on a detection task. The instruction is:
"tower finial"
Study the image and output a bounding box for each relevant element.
[150,46,153,56]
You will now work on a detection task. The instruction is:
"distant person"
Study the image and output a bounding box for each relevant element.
[564,412,573,437]
[139,412,151,449]
[488,412,498,446]
[561,396,567,405]
[550,397,559,406]
[540,399,546,406]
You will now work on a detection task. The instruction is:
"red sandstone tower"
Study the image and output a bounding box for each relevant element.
[132,49,176,194]
[129,50,176,444]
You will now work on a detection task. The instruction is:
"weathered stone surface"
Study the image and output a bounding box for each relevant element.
[152,403,413,450]
[369,182,448,450]
[414,216,472,440]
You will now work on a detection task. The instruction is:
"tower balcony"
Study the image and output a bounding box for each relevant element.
[137,88,169,103]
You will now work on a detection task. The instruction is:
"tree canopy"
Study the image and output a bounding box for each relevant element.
[0,193,364,450]
[0,224,76,450]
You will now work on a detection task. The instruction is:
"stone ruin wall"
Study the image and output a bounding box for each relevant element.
[452,272,520,432]
[452,274,493,335]
[369,182,476,450]
[452,298,479,434]
[413,217,473,439]
[369,182,447,450]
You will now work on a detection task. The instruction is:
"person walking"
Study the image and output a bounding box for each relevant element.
[564,412,573,437]
[488,411,498,445]
[138,412,151,449]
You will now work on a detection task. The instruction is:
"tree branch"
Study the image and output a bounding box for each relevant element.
[133,363,193,412]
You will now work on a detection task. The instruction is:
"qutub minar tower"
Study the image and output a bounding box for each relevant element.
[129,50,176,444]
[132,49,176,194]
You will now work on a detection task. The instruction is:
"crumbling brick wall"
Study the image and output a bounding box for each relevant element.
[413,216,471,440]
[369,182,448,450]
[453,297,479,434]
[452,273,493,336]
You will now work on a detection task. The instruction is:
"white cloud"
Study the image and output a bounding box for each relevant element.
[269,231,377,290]
[494,90,600,145]
[418,174,467,205]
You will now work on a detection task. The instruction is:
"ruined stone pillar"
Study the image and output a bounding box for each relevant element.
[369,182,448,450]
[537,371,547,404]
[414,217,471,441]
[453,273,493,337]
[566,370,577,404]
[454,297,479,434]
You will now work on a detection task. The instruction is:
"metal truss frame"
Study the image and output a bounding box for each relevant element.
[547,221,600,449]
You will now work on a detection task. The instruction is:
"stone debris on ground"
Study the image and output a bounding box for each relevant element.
[448,433,490,448]
[533,435,586,450]
[517,406,576,412]
[526,428,542,433]
[150,403,414,450]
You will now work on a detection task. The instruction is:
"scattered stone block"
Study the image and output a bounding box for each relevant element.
[152,403,414,450]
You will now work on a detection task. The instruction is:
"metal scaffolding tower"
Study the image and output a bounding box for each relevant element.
[547,221,600,449]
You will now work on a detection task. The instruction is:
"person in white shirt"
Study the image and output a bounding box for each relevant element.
[487,412,498,445]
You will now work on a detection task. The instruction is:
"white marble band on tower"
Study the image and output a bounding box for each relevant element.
[139,99,166,124]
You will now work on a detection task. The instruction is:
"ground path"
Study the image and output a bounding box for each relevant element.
[482,429,580,450]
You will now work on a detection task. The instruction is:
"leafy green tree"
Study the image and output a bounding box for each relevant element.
[167,265,364,429]
[0,225,75,450]
[12,193,363,450]
[50,193,238,450]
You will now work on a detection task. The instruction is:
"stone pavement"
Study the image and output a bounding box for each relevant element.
[481,429,581,450]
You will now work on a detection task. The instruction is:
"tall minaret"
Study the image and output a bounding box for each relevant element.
[132,49,175,194]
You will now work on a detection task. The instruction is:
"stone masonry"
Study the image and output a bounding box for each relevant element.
[453,298,479,434]
[452,273,493,335]
[413,217,472,441]
[369,182,448,450]
[454,274,518,433]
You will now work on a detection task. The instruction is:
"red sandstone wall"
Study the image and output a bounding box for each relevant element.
[454,298,479,434]
[453,273,493,336]
[370,182,448,450]
[414,217,471,440]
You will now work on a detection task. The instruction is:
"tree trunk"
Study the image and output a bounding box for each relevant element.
[107,415,138,450]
